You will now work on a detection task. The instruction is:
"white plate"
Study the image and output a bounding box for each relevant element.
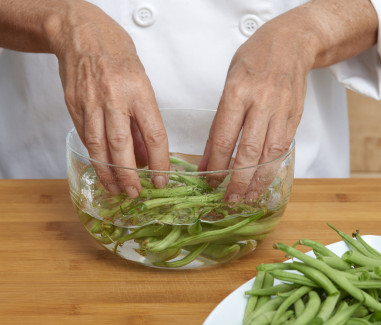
[203,235,381,325]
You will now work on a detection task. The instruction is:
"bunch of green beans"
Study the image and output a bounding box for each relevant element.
[243,224,381,325]
[72,156,286,268]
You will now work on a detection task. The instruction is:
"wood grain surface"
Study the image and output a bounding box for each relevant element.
[0,179,381,325]
[348,90,381,176]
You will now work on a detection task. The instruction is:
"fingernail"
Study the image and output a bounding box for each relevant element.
[245,191,259,202]
[208,179,221,189]
[107,183,121,195]
[153,175,167,189]
[227,194,241,203]
[125,186,139,198]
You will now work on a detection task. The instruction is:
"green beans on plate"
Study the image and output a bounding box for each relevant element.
[243,225,381,324]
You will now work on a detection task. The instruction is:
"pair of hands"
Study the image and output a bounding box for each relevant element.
[56,3,308,201]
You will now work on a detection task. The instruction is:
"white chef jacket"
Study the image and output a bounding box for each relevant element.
[0,0,380,179]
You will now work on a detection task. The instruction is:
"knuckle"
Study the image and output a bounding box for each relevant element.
[144,128,168,147]
[213,135,236,154]
[265,143,285,158]
[131,73,150,90]
[85,134,105,153]
[107,132,131,151]
[224,78,246,100]
[240,140,262,159]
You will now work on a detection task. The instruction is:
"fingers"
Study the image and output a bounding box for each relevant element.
[223,107,270,202]
[205,95,246,188]
[244,114,289,202]
[131,118,148,168]
[104,107,142,198]
[83,105,120,195]
[134,102,170,189]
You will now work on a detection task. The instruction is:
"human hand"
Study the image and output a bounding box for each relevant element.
[50,2,169,197]
[199,17,313,202]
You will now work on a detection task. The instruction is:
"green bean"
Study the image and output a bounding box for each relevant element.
[269,270,318,288]
[135,191,224,211]
[256,273,274,309]
[352,305,371,318]
[87,218,103,234]
[334,300,349,314]
[139,178,155,189]
[235,241,257,259]
[270,286,312,325]
[161,210,265,250]
[324,302,361,325]
[91,225,125,244]
[115,224,171,248]
[140,186,202,198]
[243,271,266,322]
[245,283,296,296]
[145,247,181,263]
[374,266,381,278]
[274,243,381,312]
[212,233,268,245]
[244,296,285,325]
[297,238,339,258]
[293,298,305,318]
[230,217,280,237]
[316,255,351,270]
[353,230,381,259]
[187,219,202,235]
[273,310,294,325]
[97,205,122,218]
[347,265,375,274]
[289,262,339,295]
[284,317,298,325]
[170,174,212,191]
[346,319,372,325]
[257,263,293,272]
[146,225,182,252]
[350,279,381,289]
[196,243,240,262]
[370,311,381,321]
[169,156,198,171]
[293,291,320,325]
[342,250,381,267]
[277,288,299,298]
[246,310,276,325]
[328,224,376,258]
[315,293,341,322]
[152,242,209,268]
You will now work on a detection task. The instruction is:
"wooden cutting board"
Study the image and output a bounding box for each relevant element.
[0,178,381,325]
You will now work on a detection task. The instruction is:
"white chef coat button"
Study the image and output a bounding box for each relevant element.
[239,15,260,37]
[133,5,156,27]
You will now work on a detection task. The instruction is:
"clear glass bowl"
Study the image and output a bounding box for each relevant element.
[66,109,295,269]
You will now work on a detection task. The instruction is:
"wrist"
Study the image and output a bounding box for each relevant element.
[43,0,103,58]
[287,0,378,69]
[44,0,137,62]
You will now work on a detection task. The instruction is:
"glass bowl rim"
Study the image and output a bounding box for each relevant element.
[66,126,295,175]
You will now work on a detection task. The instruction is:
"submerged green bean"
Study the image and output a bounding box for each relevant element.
[78,157,288,269]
